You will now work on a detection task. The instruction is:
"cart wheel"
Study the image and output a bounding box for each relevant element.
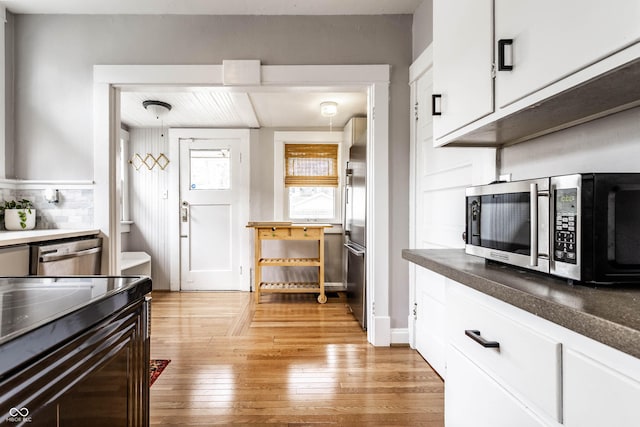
[317,294,328,304]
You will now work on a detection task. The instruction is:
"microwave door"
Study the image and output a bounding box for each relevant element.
[466,178,550,274]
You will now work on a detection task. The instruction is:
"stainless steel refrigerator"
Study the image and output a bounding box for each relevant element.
[344,139,366,330]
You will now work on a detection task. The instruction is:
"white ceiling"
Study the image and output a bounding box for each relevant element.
[1,0,422,15]
[120,89,367,129]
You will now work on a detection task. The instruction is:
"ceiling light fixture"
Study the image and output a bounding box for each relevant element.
[320,101,338,132]
[142,100,172,120]
[320,101,338,118]
[143,100,172,143]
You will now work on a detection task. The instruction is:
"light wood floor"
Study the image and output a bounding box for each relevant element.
[149,291,444,426]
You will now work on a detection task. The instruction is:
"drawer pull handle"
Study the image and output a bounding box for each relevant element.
[465,329,500,348]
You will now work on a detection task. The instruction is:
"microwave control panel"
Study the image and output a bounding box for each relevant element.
[554,188,577,264]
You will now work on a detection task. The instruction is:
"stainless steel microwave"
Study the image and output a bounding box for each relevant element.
[464,173,640,284]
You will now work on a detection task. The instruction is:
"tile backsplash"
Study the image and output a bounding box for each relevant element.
[1,188,94,230]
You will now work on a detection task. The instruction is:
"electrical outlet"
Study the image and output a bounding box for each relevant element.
[161,190,168,199]
[499,174,512,182]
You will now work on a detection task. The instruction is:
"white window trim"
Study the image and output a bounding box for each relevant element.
[273,131,343,223]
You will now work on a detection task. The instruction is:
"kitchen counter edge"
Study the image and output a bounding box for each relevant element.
[402,248,640,360]
[0,229,101,247]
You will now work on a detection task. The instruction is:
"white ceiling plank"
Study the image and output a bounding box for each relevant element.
[231,93,260,128]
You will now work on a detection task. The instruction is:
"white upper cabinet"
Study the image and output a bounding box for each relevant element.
[495,0,640,108]
[432,0,493,140]
[433,0,640,147]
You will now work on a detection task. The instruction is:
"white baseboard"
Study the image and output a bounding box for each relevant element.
[391,328,410,345]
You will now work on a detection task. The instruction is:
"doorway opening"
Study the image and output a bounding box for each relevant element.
[94,63,392,346]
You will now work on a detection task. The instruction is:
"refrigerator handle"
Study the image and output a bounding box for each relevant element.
[344,243,365,257]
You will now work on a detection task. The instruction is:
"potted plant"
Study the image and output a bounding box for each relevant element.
[1,199,36,230]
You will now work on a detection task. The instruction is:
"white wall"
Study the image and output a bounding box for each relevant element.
[127,126,344,290]
[125,127,171,289]
[500,107,640,178]
[8,14,413,329]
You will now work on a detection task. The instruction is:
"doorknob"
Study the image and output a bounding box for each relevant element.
[181,201,189,222]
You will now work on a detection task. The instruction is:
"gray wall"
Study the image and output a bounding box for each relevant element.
[5,12,15,179]
[9,14,413,330]
[412,0,433,61]
[10,14,412,181]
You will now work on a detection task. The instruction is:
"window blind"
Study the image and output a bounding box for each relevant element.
[284,144,339,187]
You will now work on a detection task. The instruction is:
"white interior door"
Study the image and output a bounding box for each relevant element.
[408,49,496,362]
[179,129,250,291]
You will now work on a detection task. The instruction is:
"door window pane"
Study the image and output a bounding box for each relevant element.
[190,149,230,190]
[288,187,335,219]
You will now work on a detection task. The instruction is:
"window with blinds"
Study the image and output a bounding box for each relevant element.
[284,144,339,187]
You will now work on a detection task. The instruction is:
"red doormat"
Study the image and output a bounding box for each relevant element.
[149,359,171,387]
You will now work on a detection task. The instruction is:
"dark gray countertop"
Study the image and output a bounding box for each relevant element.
[402,249,640,359]
[0,276,152,379]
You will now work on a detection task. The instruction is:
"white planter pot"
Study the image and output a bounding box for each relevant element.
[4,209,36,230]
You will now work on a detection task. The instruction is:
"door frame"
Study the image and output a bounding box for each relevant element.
[93,63,391,346]
[172,128,251,292]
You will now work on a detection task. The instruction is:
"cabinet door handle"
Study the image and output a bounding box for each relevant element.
[498,39,514,71]
[432,94,442,116]
[465,329,500,348]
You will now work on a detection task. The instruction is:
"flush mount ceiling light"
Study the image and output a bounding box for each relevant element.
[320,101,338,118]
[142,100,172,119]
[320,101,338,132]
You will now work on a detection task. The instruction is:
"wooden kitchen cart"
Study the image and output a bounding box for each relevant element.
[247,222,331,304]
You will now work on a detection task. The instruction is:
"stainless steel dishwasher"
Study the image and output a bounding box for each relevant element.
[30,237,103,275]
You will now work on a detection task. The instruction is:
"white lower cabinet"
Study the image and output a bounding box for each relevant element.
[564,348,640,427]
[446,282,562,425]
[408,263,640,426]
[415,287,446,378]
[446,344,548,427]
[413,266,447,378]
